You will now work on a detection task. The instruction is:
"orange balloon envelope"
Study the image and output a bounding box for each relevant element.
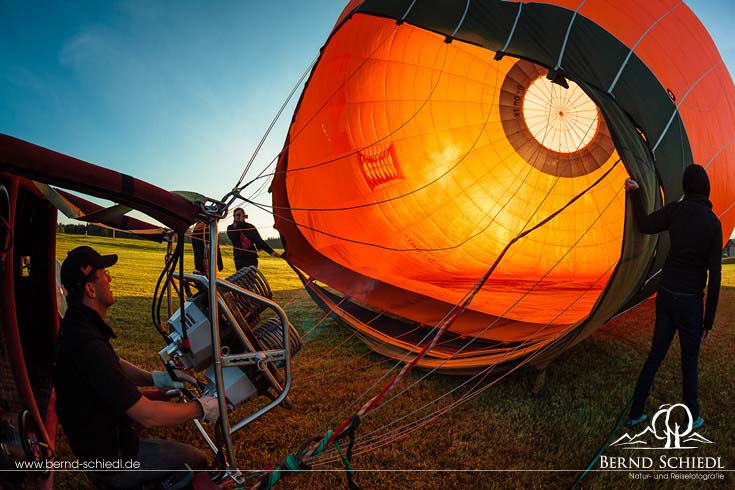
[272,0,735,373]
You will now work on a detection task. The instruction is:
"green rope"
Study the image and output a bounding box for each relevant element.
[256,431,333,490]
[311,429,333,456]
[570,395,633,489]
[335,440,356,474]
[335,439,361,490]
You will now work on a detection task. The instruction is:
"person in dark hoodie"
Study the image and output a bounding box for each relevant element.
[624,164,722,430]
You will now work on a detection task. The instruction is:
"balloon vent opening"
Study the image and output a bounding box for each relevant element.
[523,76,599,154]
[500,60,614,178]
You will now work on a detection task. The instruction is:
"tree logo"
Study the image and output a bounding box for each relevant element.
[611,404,713,450]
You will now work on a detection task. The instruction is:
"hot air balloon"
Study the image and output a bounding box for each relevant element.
[272,0,735,373]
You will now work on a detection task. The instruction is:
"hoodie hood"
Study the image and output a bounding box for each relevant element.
[682,164,710,197]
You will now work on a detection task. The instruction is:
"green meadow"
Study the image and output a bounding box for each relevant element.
[53,233,735,489]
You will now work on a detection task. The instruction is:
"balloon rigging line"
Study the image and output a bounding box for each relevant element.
[300,355,396,386]
[400,0,418,21]
[330,212,609,430]
[449,0,472,39]
[299,295,350,340]
[297,294,427,379]
[299,306,437,379]
[233,56,319,195]
[302,311,377,362]
[553,0,587,71]
[322,166,622,434]
[299,332,376,383]
[499,1,523,54]
[354,302,599,456]
[359,245,623,453]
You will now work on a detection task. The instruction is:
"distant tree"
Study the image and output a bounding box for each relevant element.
[265,236,283,249]
[218,232,232,246]
[59,222,147,240]
[63,224,87,235]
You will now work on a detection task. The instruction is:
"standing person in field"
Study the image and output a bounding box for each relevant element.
[190,221,223,274]
[625,164,722,430]
[55,246,220,488]
[226,207,280,270]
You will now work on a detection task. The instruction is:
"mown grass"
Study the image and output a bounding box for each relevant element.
[53,234,735,489]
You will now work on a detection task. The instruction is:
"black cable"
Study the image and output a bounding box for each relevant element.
[178,233,189,352]
[151,238,182,342]
[156,238,184,332]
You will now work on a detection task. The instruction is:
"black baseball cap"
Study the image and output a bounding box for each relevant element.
[60,246,118,292]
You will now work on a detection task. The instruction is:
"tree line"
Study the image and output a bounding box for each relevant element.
[57,223,283,248]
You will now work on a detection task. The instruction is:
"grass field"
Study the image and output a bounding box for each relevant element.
[53,233,735,490]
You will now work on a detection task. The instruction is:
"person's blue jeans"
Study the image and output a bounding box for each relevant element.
[91,438,207,489]
[631,287,704,419]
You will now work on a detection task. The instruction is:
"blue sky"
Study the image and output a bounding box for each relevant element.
[1,1,734,236]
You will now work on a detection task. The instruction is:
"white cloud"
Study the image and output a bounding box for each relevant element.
[58,29,113,68]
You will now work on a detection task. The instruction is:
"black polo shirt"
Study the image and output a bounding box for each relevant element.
[54,303,142,462]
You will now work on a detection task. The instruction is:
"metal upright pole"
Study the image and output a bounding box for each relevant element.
[165,238,173,317]
[207,218,237,469]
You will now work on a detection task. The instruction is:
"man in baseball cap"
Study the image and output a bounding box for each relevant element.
[55,246,219,488]
[60,245,118,295]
